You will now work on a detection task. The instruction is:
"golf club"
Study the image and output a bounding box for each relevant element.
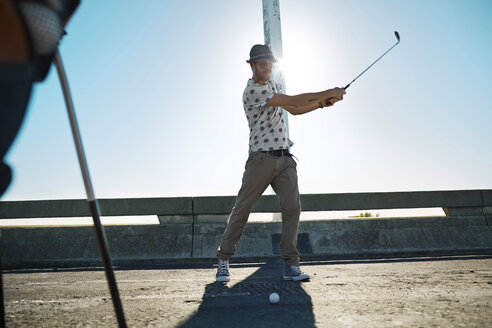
[326,31,400,106]
[54,50,127,328]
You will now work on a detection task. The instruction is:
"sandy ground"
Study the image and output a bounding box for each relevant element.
[3,255,492,327]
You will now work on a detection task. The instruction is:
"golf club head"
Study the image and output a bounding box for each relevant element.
[394,31,400,43]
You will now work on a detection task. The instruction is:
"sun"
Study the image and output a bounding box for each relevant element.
[272,55,305,89]
[273,40,330,91]
[273,58,293,80]
[275,59,286,72]
[274,58,292,79]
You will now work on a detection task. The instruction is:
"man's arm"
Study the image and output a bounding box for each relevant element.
[282,97,341,115]
[266,87,346,115]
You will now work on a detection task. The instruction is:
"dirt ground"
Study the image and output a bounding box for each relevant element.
[3,255,492,327]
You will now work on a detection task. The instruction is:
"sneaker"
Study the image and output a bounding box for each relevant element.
[283,264,310,281]
[216,259,230,282]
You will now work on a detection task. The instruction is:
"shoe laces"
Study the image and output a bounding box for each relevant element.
[289,265,302,275]
[217,260,229,276]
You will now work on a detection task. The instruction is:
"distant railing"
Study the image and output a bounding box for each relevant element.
[1,189,491,220]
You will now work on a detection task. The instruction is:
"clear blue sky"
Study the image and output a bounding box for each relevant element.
[3,0,492,201]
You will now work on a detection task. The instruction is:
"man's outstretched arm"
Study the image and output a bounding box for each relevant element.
[266,87,346,115]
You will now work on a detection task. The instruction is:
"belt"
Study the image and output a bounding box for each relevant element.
[260,149,291,157]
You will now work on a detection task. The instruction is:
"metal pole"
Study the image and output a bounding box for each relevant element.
[53,50,127,328]
[263,0,289,222]
[262,0,289,138]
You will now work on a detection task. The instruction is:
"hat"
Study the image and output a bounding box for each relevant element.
[246,44,277,63]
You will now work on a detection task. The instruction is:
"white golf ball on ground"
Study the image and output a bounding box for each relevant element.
[269,292,280,304]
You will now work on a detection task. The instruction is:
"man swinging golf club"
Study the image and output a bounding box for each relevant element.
[216,44,346,282]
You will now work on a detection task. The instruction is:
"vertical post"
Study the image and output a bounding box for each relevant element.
[263,0,288,222]
[262,0,289,138]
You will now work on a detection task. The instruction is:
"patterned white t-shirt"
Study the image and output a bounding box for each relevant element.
[243,79,294,153]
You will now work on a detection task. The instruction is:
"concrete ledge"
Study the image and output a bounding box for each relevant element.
[1,190,491,218]
[0,197,193,218]
[300,190,485,211]
[158,215,193,224]
[193,190,491,214]
[2,216,491,269]
[443,207,492,216]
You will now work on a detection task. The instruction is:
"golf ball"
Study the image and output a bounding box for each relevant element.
[269,292,280,304]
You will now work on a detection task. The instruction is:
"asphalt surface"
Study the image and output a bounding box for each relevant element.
[3,255,492,327]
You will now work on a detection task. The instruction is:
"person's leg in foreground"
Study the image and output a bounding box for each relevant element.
[216,152,273,282]
[270,155,309,281]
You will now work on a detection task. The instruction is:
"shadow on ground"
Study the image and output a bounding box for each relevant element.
[178,262,315,328]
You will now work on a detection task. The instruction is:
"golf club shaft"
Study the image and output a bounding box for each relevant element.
[326,32,400,106]
[54,50,127,328]
[344,40,400,90]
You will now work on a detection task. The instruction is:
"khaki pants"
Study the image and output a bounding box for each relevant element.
[217,151,301,266]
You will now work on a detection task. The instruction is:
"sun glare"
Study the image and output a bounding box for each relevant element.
[275,59,286,72]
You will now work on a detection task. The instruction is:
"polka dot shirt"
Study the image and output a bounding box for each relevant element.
[243,79,293,153]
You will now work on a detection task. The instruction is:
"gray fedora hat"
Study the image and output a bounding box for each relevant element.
[246,44,277,63]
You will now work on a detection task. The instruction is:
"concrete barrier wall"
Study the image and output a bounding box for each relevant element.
[190,214,492,258]
[1,214,491,269]
[1,219,194,268]
[1,190,491,268]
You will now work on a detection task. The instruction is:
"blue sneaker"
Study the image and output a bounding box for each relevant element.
[283,265,310,281]
[216,259,230,282]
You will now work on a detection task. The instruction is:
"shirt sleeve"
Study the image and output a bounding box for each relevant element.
[244,83,276,108]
